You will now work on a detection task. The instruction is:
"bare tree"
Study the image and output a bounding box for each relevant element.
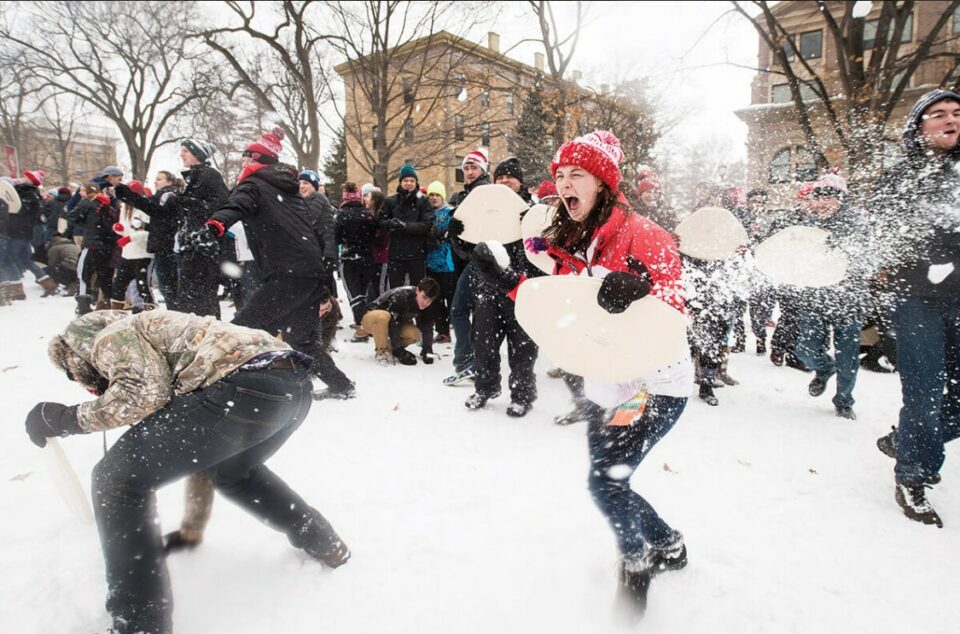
[200,1,330,169]
[0,1,209,178]
[321,1,501,188]
[0,54,44,176]
[732,0,960,197]
[36,92,84,185]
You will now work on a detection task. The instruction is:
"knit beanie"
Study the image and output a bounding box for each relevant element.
[536,180,557,200]
[461,148,489,174]
[244,127,284,164]
[361,183,378,197]
[812,169,847,196]
[399,163,418,181]
[493,157,523,183]
[126,180,146,196]
[23,170,45,187]
[427,181,447,199]
[636,178,661,196]
[180,139,215,163]
[550,130,623,193]
[298,170,321,191]
[635,164,658,185]
[57,186,72,197]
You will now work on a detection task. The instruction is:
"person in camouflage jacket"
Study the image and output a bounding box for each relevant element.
[25,309,350,634]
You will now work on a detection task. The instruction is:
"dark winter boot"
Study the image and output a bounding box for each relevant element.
[876,429,941,484]
[895,480,943,528]
[506,402,531,417]
[718,348,739,386]
[163,530,202,554]
[310,539,351,569]
[835,405,857,420]
[465,389,500,410]
[699,377,720,407]
[392,348,417,366]
[770,348,785,366]
[808,375,828,397]
[756,339,766,355]
[313,381,357,401]
[75,294,94,315]
[546,367,564,379]
[614,560,652,622]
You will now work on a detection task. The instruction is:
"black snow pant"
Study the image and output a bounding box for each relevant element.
[232,276,353,392]
[341,258,373,325]
[427,270,455,336]
[771,293,802,358]
[92,363,343,634]
[77,246,113,302]
[111,258,154,304]
[175,251,220,318]
[387,258,425,290]
[749,287,775,342]
[472,291,538,405]
[690,303,732,373]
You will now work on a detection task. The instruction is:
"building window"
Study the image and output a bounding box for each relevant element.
[955,6,960,34]
[506,91,514,115]
[891,68,909,89]
[481,90,489,107]
[482,123,490,146]
[404,118,414,144]
[799,29,822,59]
[795,147,818,182]
[453,72,467,101]
[864,13,913,49]
[771,83,792,104]
[768,148,792,184]
[403,78,414,104]
[454,115,464,141]
[782,38,796,62]
[455,155,464,183]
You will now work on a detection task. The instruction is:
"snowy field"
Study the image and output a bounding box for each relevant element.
[1,284,958,634]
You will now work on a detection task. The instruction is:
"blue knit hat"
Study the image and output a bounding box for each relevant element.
[399,163,418,181]
[298,170,321,191]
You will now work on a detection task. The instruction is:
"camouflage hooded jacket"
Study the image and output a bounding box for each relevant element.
[59,310,290,432]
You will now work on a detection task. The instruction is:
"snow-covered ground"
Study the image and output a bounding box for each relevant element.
[1,285,957,634]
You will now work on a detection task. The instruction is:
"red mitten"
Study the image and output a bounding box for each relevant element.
[117,236,132,248]
[95,193,111,207]
[113,223,125,234]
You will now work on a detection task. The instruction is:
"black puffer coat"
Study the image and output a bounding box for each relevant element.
[379,187,434,261]
[7,183,43,240]
[208,163,324,281]
[115,184,180,254]
[367,285,434,353]
[336,200,378,261]
[179,163,229,237]
[304,191,338,263]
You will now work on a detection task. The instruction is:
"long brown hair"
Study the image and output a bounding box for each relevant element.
[543,185,630,255]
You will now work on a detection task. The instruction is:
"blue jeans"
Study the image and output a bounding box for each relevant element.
[587,395,687,557]
[0,236,21,283]
[5,237,47,281]
[891,296,960,483]
[450,262,477,372]
[795,313,861,408]
[91,363,343,633]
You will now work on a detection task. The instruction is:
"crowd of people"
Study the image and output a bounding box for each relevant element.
[9,88,959,632]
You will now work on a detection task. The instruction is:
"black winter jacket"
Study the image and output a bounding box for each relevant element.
[115,184,180,254]
[379,187,434,261]
[42,193,70,242]
[75,198,118,252]
[367,286,434,353]
[335,200,378,262]
[66,176,116,215]
[208,163,324,282]
[304,192,338,263]
[7,183,42,240]
[179,163,229,238]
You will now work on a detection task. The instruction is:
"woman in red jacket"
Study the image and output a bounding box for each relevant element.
[471,131,693,618]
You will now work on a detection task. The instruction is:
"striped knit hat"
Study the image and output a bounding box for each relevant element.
[461,148,489,174]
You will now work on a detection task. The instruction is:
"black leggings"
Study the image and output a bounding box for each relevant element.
[111,258,154,304]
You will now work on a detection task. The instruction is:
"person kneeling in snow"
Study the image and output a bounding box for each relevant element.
[25,310,350,634]
[356,277,439,365]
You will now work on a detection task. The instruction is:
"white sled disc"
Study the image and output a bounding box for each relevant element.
[674,206,747,261]
[520,203,557,274]
[515,275,687,382]
[455,183,525,244]
[41,438,94,524]
[754,225,849,288]
[0,180,21,214]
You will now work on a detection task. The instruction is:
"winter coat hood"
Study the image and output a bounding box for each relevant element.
[902,89,960,159]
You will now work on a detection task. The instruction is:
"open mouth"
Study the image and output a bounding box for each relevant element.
[564,195,581,215]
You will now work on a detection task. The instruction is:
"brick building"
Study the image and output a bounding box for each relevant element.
[335,31,643,193]
[1,121,116,188]
[735,1,960,206]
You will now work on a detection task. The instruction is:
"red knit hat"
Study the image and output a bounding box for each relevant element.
[23,170,45,187]
[550,130,623,193]
[244,126,285,162]
[536,180,557,200]
[636,178,662,196]
[796,183,815,201]
[635,165,658,185]
[126,179,145,196]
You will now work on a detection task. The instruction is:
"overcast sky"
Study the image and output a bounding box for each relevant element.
[147,1,759,178]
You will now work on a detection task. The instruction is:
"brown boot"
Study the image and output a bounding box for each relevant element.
[110,299,127,311]
[38,276,58,296]
[718,347,739,386]
[9,282,26,300]
[0,283,11,306]
[95,299,111,310]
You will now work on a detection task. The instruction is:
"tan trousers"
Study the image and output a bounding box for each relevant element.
[359,309,420,352]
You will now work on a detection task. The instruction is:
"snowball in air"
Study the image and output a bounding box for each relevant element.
[220,261,242,279]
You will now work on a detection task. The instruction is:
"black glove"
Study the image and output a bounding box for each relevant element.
[25,402,83,448]
[163,530,202,554]
[472,242,520,293]
[447,217,465,238]
[597,256,652,314]
[421,350,435,365]
[181,225,220,258]
[385,218,406,232]
[113,182,134,203]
